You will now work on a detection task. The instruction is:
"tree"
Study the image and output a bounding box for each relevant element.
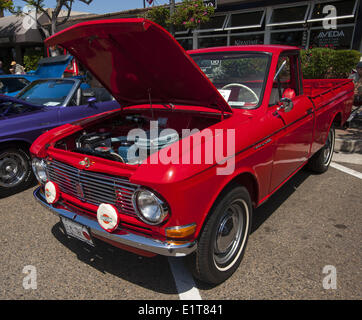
[11,0,93,38]
[144,0,214,34]
[0,0,14,17]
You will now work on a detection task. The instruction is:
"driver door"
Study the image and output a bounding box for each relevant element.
[268,53,314,193]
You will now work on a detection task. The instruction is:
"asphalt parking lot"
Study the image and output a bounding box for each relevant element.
[0,153,361,300]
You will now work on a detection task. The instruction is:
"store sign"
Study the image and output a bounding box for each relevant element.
[234,39,260,45]
[318,30,345,39]
[310,26,353,49]
[315,29,346,47]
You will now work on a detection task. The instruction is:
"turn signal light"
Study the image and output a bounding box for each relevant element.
[165,223,196,239]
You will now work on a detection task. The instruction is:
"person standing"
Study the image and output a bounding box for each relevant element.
[349,61,362,107]
[10,61,25,75]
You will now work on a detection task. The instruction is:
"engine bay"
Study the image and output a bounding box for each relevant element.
[55,109,222,165]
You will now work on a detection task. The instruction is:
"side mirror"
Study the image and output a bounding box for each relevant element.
[87,97,97,108]
[277,88,296,113]
[279,97,294,113]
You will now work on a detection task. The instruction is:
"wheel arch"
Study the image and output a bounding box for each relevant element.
[195,169,259,240]
[332,111,343,129]
[0,139,32,152]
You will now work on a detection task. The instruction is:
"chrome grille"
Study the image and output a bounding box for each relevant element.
[47,159,138,216]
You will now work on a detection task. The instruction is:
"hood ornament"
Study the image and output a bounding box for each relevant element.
[79,157,93,168]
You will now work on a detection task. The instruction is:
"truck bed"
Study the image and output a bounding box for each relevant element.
[303,79,352,98]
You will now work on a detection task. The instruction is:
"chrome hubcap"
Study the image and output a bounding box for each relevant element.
[0,152,27,188]
[323,129,334,165]
[214,199,245,266]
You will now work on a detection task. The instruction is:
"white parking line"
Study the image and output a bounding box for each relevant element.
[332,153,362,165]
[168,257,202,300]
[330,162,362,180]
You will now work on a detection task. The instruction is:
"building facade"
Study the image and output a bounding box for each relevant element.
[175,0,362,51]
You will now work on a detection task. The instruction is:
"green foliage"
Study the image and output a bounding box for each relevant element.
[301,48,361,79]
[144,0,214,31]
[0,0,13,11]
[23,49,43,72]
[170,0,215,30]
[144,6,170,29]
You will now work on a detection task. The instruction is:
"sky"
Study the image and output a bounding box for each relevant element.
[11,0,183,15]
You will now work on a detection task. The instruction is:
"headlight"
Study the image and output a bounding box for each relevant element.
[32,158,48,184]
[132,189,169,225]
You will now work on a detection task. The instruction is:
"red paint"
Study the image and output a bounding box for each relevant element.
[31,19,354,250]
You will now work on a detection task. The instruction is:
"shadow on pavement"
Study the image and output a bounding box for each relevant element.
[251,168,312,233]
[50,167,313,294]
[51,222,178,295]
[196,168,312,291]
[0,180,37,200]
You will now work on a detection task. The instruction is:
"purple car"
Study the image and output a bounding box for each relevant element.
[0,78,120,197]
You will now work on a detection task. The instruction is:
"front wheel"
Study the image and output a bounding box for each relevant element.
[187,186,252,285]
[0,147,34,198]
[308,124,335,173]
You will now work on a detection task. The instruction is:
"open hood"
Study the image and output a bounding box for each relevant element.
[45,18,232,114]
[32,54,73,78]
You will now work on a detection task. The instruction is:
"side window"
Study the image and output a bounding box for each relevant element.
[269,54,300,106]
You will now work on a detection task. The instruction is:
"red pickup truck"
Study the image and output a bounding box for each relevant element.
[31,19,354,284]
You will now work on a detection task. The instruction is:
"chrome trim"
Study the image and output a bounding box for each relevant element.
[34,187,197,257]
[46,159,138,217]
[132,188,169,226]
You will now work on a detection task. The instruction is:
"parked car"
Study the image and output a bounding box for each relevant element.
[0,78,120,197]
[31,19,353,284]
[0,55,74,96]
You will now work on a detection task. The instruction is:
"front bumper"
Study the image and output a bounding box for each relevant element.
[34,187,197,257]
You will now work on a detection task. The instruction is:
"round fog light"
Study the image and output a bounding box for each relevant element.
[44,181,60,204]
[97,204,120,233]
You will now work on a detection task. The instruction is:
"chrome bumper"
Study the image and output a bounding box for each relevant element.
[33,187,197,257]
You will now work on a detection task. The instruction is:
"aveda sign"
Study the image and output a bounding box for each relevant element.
[318,30,345,38]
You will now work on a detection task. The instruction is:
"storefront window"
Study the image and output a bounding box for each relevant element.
[267,5,310,27]
[230,34,264,46]
[176,38,193,50]
[225,10,265,30]
[198,36,227,48]
[309,26,354,49]
[271,30,306,47]
[308,0,357,22]
[198,15,227,32]
[175,24,189,36]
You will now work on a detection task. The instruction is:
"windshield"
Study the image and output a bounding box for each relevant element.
[17,79,75,106]
[0,78,30,94]
[191,52,270,108]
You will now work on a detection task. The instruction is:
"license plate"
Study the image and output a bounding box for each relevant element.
[61,217,94,247]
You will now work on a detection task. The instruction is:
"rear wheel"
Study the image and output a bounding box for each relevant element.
[308,124,335,173]
[188,186,252,285]
[0,147,34,197]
